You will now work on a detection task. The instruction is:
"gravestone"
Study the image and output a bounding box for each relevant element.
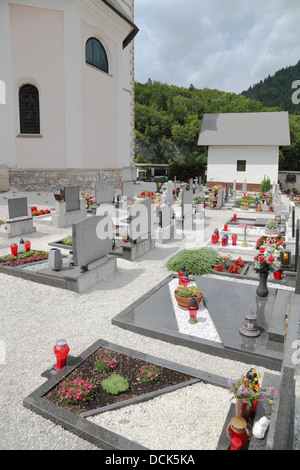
[128,197,154,241]
[181,189,193,230]
[155,204,175,243]
[72,216,113,269]
[52,185,86,228]
[65,186,80,212]
[6,197,36,238]
[8,197,28,219]
[216,190,224,209]
[122,181,135,201]
[242,180,247,193]
[95,180,115,205]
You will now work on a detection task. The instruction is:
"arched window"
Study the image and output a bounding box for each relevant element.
[86,37,108,73]
[19,84,40,134]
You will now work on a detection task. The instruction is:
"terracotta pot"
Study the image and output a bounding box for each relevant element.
[174,290,203,310]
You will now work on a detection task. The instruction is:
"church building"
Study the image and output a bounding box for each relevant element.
[0,0,138,190]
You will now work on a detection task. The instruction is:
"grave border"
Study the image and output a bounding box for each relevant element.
[23,338,229,450]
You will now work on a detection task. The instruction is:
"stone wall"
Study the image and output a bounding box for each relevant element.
[8,168,122,192]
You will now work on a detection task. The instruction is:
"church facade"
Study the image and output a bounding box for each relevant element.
[0,0,138,190]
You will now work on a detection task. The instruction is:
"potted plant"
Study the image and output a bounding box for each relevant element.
[265,220,279,235]
[174,284,203,310]
[240,201,249,210]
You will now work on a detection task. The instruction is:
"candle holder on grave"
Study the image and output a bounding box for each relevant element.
[239,310,260,337]
[280,250,291,268]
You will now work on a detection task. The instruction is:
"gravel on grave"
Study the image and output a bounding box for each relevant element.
[0,190,298,451]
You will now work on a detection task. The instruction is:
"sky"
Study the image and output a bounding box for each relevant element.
[134,0,300,94]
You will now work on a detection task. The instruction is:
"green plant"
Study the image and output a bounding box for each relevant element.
[265,220,278,230]
[166,248,219,275]
[57,374,96,407]
[101,374,130,395]
[62,235,72,245]
[94,354,117,373]
[260,175,271,193]
[138,364,162,384]
[175,285,202,298]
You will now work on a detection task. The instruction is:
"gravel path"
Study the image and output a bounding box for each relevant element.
[0,190,299,450]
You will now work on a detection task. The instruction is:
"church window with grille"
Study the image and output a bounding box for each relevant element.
[19,84,40,134]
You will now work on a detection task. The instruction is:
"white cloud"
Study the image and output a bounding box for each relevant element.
[134,0,300,93]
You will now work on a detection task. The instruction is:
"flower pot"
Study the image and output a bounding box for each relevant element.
[256,272,269,297]
[174,290,203,311]
[240,205,249,210]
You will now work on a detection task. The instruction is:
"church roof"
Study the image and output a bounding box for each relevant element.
[101,0,139,48]
[198,112,291,146]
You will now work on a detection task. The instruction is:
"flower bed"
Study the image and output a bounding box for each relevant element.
[31,207,51,216]
[0,250,48,267]
[213,255,244,274]
[45,347,193,415]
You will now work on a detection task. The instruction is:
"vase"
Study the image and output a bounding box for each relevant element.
[236,402,251,422]
[256,272,269,297]
[48,248,63,271]
[174,291,203,310]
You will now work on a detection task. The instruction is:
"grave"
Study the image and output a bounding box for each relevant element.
[52,186,86,228]
[5,197,36,239]
[0,216,116,293]
[123,197,156,261]
[112,274,292,370]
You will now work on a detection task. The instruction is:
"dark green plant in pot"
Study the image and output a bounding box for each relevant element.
[166,248,219,275]
[101,374,130,395]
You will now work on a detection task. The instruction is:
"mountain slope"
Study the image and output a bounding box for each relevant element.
[241,60,300,114]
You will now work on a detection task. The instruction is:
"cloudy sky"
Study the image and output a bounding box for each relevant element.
[134,0,300,94]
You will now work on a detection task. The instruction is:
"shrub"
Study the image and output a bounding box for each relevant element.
[101,375,130,395]
[166,249,219,275]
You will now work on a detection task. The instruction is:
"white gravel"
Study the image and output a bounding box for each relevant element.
[0,189,299,450]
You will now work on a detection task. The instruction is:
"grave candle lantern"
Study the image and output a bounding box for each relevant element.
[239,310,260,337]
[10,244,18,256]
[18,239,26,253]
[224,223,228,231]
[54,339,70,371]
[232,234,237,246]
[211,234,217,244]
[233,214,237,222]
[178,265,186,285]
[188,296,199,324]
[24,240,31,252]
[227,417,249,448]
[221,235,227,247]
[214,229,219,241]
[280,250,291,267]
[181,272,190,287]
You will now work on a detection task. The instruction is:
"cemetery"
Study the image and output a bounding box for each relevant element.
[0,173,299,451]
